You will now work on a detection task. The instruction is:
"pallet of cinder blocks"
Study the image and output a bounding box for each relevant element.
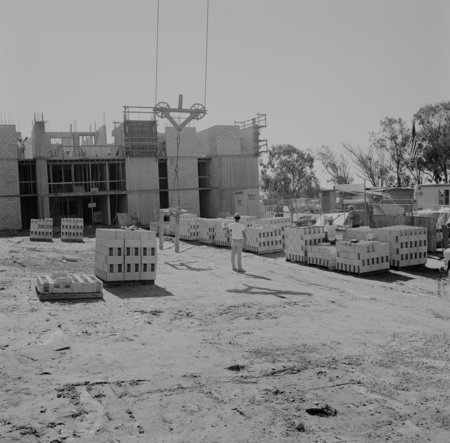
[213,219,231,247]
[336,240,390,275]
[35,271,103,301]
[257,216,291,246]
[60,218,84,242]
[307,244,337,270]
[225,216,257,228]
[30,218,53,242]
[244,225,284,254]
[94,229,157,284]
[343,226,375,241]
[169,213,197,237]
[284,226,325,264]
[373,225,427,268]
[198,218,216,244]
[180,217,199,241]
[217,217,256,248]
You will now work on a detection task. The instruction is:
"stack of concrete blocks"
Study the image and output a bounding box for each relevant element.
[30,218,53,242]
[307,244,337,270]
[95,229,157,282]
[198,218,217,244]
[244,225,283,254]
[373,226,427,267]
[336,240,390,274]
[217,217,257,248]
[149,222,159,235]
[36,272,103,295]
[61,218,84,242]
[284,226,325,263]
[180,217,200,241]
[257,216,291,246]
[214,219,231,247]
[343,227,375,241]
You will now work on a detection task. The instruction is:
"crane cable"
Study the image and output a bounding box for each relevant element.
[204,0,210,107]
[155,0,210,212]
[154,0,160,108]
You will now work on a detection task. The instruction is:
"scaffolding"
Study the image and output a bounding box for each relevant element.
[123,106,159,157]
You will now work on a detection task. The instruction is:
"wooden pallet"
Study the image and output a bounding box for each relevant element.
[61,239,84,243]
[30,239,53,242]
[99,279,155,288]
[307,262,336,271]
[36,286,103,301]
[244,248,284,255]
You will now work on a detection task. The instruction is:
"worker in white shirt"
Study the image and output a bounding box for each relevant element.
[324,216,337,245]
[222,213,247,272]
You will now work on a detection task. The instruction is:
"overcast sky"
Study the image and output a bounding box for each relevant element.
[1,0,449,183]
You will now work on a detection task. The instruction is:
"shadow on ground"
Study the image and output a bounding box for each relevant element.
[165,261,212,272]
[227,284,312,299]
[397,266,447,280]
[243,273,272,281]
[107,284,174,299]
[357,271,416,283]
[246,251,285,260]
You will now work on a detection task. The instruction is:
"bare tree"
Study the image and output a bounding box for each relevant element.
[316,145,353,185]
[342,142,389,187]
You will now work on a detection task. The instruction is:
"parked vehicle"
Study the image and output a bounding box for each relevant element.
[293,198,321,213]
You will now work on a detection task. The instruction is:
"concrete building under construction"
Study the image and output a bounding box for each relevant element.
[0,108,267,230]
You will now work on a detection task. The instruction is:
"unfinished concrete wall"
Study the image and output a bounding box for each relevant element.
[112,124,125,146]
[0,125,22,230]
[125,157,160,224]
[239,126,259,155]
[197,125,241,156]
[95,125,108,145]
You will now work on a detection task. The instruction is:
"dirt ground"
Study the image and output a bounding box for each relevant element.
[1,232,450,443]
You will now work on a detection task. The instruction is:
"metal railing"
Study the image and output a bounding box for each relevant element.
[235,113,267,130]
[48,145,125,159]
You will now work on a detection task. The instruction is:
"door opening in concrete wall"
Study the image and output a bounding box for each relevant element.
[158,159,169,209]
[198,159,211,189]
[20,197,38,229]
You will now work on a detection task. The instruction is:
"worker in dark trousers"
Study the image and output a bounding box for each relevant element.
[345,205,361,228]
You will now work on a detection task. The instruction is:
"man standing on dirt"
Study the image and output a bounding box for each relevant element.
[222,213,247,273]
[345,205,360,228]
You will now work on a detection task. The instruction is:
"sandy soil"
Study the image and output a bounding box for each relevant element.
[1,232,450,443]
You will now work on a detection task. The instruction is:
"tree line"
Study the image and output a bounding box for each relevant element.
[260,100,450,202]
